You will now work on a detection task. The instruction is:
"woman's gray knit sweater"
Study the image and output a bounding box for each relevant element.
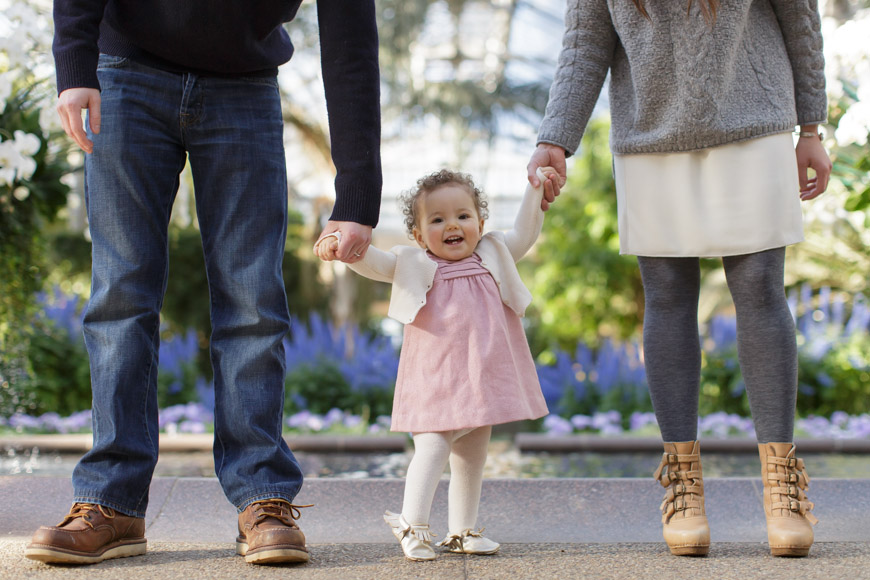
[537,0,827,155]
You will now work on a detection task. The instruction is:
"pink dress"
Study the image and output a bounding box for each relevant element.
[390,253,548,433]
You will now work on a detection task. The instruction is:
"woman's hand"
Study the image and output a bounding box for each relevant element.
[795,127,832,201]
[527,144,567,211]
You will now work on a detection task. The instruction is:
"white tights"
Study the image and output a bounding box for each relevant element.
[401,426,492,535]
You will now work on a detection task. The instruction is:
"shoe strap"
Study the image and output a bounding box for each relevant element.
[663,483,702,502]
[659,498,703,522]
[436,528,486,551]
[770,499,819,524]
[764,451,817,524]
[387,512,434,543]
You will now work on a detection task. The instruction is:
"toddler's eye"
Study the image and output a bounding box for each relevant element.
[431,217,443,224]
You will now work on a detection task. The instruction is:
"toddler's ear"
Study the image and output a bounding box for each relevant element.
[412,227,426,249]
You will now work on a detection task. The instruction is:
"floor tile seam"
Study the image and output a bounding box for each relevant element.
[146,477,179,533]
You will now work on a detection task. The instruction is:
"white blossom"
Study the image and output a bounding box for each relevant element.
[823,9,870,147]
[0,72,12,115]
[0,131,40,187]
[836,100,870,147]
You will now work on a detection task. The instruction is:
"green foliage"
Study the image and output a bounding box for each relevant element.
[1,81,74,410]
[695,337,870,419]
[15,318,92,416]
[829,81,870,214]
[796,333,870,416]
[284,360,393,418]
[698,347,752,417]
[528,117,643,352]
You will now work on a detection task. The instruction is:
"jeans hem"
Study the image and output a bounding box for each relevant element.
[72,492,147,519]
[235,484,304,513]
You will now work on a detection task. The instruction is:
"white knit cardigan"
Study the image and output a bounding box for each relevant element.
[348,178,545,324]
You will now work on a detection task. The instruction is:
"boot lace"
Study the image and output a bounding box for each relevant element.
[59,503,116,529]
[250,499,313,528]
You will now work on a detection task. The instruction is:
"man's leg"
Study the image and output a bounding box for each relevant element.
[184,74,306,563]
[27,56,187,564]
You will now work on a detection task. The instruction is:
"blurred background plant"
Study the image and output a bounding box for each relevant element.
[1,0,74,415]
[1,0,868,436]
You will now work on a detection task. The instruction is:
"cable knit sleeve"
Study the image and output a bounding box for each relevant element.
[536,0,617,156]
[768,0,827,125]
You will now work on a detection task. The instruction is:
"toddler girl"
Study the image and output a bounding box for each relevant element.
[315,167,559,560]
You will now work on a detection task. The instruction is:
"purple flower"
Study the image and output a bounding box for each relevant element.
[629,412,658,432]
[570,415,591,430]
[543,414,573,436]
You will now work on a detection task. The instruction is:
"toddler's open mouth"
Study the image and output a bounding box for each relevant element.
[444,236,464,245]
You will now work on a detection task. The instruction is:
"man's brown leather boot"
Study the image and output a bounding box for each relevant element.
[25,503,146,564]
[236,499,310,564]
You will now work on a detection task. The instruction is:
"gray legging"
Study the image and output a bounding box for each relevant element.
[637,247,798,443]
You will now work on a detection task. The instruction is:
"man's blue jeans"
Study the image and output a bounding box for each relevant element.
[73,55,303,518]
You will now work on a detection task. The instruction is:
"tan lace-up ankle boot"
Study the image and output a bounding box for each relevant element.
[653,440,710,556]
[758,442,818,557]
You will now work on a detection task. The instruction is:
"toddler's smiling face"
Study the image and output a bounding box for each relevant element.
[413,184,484,261]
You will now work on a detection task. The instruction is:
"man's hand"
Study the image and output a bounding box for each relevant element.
[57,88,101,154]
[314,220,372,263]
[527,144,567,210]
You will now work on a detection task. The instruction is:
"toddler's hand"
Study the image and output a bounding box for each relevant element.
[537,166,566,187]
[313,232,341,261]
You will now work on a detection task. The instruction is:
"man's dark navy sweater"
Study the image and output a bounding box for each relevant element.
[53,0,382,226]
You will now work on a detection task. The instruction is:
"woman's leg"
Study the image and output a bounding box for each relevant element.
[724,248,816,556]
[722,247,797,443]
[637,256,703,441]
[402,432,453,525]
[447,426,491,534]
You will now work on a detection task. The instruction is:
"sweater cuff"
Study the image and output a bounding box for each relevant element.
[537,136,578,158]
[537,124,580,157]
[54,50,101,94]
[796,111,828,127]
[328,181,382,228]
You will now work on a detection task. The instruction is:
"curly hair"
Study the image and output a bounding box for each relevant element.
[399,169,489,238]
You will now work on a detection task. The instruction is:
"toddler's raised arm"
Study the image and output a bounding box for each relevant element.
[315,231,398,283]
[502,166,559,261]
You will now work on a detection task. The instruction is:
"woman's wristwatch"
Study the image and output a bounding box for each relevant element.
[796,130,824,140]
